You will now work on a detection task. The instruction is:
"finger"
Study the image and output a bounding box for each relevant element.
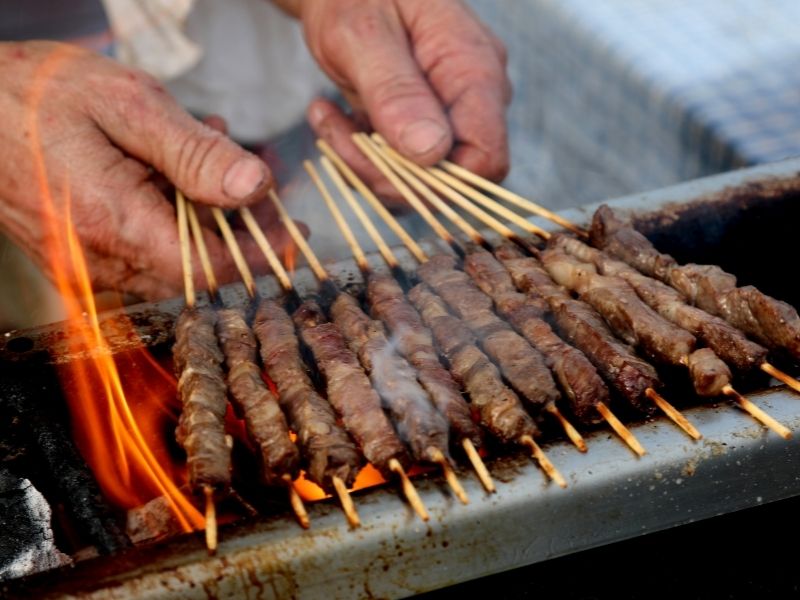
[307,98,411,203]
[89,67,272,207]
[399,1,511,181]
[324,4,452,165]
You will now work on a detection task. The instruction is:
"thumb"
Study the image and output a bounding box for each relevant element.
[91,70,272,207]
[329,6,452,164]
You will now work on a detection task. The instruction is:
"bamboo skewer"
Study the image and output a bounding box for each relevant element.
[210,207,256,298]
[545,405,588,452]
[520,435,567,488]
[438,159,587,237]
[723,385,792,440]
[319,143,572,485]
[595,402,647,457]
[176,190,217,553]
[186,203,220,297]
[268,189,434,519]
[760,362,800,395]
[307,158,493,496]
[645,388,702,440]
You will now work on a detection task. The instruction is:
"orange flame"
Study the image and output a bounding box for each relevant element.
[284,240,297,276]
[26,46,202,532]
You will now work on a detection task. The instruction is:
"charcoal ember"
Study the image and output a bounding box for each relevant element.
[126,496,186,545]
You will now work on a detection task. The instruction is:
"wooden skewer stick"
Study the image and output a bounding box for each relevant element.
[210,207,256,298]
[332,475,361,529]
[761,362,800,395]
[269,189,329,282]
[595,401,647,457]
[645,388,702,440]
[203,484,217,555]
[309,156,495,495]
[351,134,482,248]
[461,438,495,493]
[284,474,311,529]
[428,165,551,240]
[431,449,470,505]
[316,138,428,264]
[176,190,195,308]
[368,135,521,243]
[519,435,567,488]
[390,458,430,521]
[186,203,220,296]
[305,160,370,272]
[723,385,792,440]
[318,155,404,270]
[438,159,587,237]
[545,404,588,452]
[239,206,293,293]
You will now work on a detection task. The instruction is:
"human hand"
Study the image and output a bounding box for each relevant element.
[278,0,511,201]
[0,41,297,301]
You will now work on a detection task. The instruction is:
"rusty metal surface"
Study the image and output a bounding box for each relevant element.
[4,158,800,598]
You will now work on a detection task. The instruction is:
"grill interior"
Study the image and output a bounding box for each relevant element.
[3,159,800,599]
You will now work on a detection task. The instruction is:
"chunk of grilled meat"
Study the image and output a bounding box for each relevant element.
[541,248,696,366]
[217,307,300,486]
[686,348,731,397]
[409,283,540,443]
[294,300,409,476]
[173,307,231,491]
[494,243,659,414]
[253,300,362,490]
[552,234,769,374]
[591,204,800,361]
[464,249,606,425]
[367,273,483,448]
[417,254,560,415]
[330,292,451,465]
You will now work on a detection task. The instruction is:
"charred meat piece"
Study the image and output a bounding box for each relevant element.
[173,307,231,491]
[541,248,696,366]
[367,273,483,449]
[494,243,660,414]
[686,348,731,397]
[417,254,560,414]
[409,283,539,443]
[294,299,409,476]
[253,300,362,490]
[216,307,300,487]
[464,249,606,425]
[330,292,451,465]
[552,234,769,373]
[591,204,800,361]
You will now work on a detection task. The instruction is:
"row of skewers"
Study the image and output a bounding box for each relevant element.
[171,133,800,553]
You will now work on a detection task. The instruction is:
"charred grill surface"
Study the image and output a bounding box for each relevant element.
[366,273,483,448]
[591,205,800,361]
[253,300,362,490]
[294,299,409,476]
[216,307,300,487]
[330,292,451,465]
[416,254,560,415]
[552,234,769,374]
[172,307,231,491]
[408,283,539,443]
[494,243,660,414]
[463,249,607,425]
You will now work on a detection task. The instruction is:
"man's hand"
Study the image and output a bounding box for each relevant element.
[0,41,293,300]
[279,0,511,199]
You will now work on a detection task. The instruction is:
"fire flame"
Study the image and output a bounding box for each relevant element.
[26,47,202,532]
[284,240,297,276]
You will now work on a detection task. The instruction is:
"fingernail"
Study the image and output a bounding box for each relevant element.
[307,102,327,128]
[399,119,448,157]
[223,156,265,200]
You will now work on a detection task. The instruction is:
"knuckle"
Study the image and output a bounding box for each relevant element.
[172,127,227,187]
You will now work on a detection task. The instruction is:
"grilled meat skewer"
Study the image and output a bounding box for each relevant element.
[409,283,540,443]
[367,272,483,449]
[591,205,800,362]
[463,248,607,425]
[253,299,363,491]
[294,299,410,477]
[173,306,232,491]
[494,243,660,414]
[551,234,769,374]
[416,254,561,416]
[216,306,300,487]
[330,292,452,465]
